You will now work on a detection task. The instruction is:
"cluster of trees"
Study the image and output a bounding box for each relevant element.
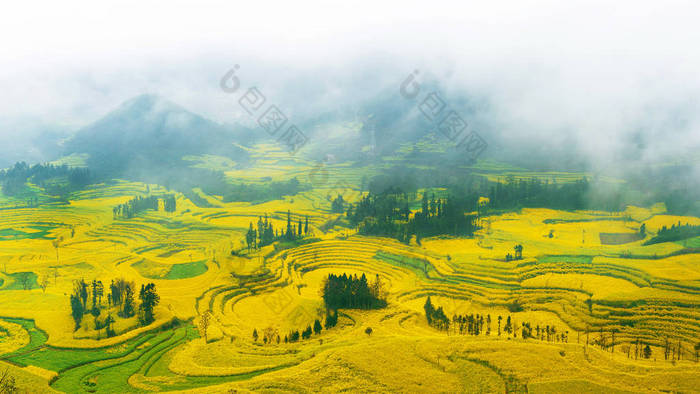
[223,178,303,203]
[283,319,324,343]
[347,190,478,243]
[70,278,159,336]
[331,194,345,213]
[245,211,310,251]
[138,283,160,325]
[643,222,700,245]
[253,313,334,345]
[423,296,450,330]
[0,161,91,197]
[112,194,176,219]
[321,273,386,310]
[488,177,591,211]
[663,337,688,361]
[505,244,523,262]
[410,192,478,240]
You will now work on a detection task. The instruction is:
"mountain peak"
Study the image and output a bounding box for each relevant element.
[64,94,249,178]
[115,94,184,116]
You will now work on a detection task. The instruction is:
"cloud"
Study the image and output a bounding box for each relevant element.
[0,0,699,175]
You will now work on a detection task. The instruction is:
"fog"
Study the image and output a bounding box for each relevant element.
[1,0,699,178]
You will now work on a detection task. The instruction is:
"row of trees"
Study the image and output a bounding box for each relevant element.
[70,278,159,336]
[252,310,338,345]
[423,298,700,362]
[245,211,310,251]
[112,194,176,219]
[321,273,387,310]
[424,297,570,343]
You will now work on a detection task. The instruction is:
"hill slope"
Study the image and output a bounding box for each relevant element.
[64,94,250,182]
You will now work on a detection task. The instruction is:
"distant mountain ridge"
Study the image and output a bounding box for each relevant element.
[64,94,251,180]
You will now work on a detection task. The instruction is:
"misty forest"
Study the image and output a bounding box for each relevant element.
[1,2,700,393]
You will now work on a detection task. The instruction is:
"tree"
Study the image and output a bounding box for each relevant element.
[313,319,323,335]
[105,314,116,337]
[92,280,99,311]
[76,279,88,309]
[514,244,523,260]
[95,280,104,305]
[365,327,373,336]
[304,216,309,234]
[505,316,512,334]
[245,223,256,252]
[19,272,31,291]
[263,327,278,344]
[138,283,160,325]
[324,309,338,329]
[424,296,435,325]
[302,325,312,339]
[286,210,293,240]
[252,328,259,342]
[371,274,386,303]
[39,272,49,293]
[70,293,84,331]
[121,283,135,318]
[644,344,652,359]
[331,195,345,213]
[0,369,18,394]
[51,238,61,263]
[199,310,212,343]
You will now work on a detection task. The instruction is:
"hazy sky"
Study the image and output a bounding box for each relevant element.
[1,0,699,170]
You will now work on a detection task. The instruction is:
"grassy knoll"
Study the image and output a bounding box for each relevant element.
[132,259,208,280]
[0,272,39,290]
[0,225,56,240]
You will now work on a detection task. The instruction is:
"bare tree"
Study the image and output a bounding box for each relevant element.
[199,310,211,343]
[263,327,278,345]
[19,272,31,290]
[39,273,50,293]
[0,368,18,393]
[51,237,62,263]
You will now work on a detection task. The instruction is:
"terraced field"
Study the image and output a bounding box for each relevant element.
[1,149,699,392]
